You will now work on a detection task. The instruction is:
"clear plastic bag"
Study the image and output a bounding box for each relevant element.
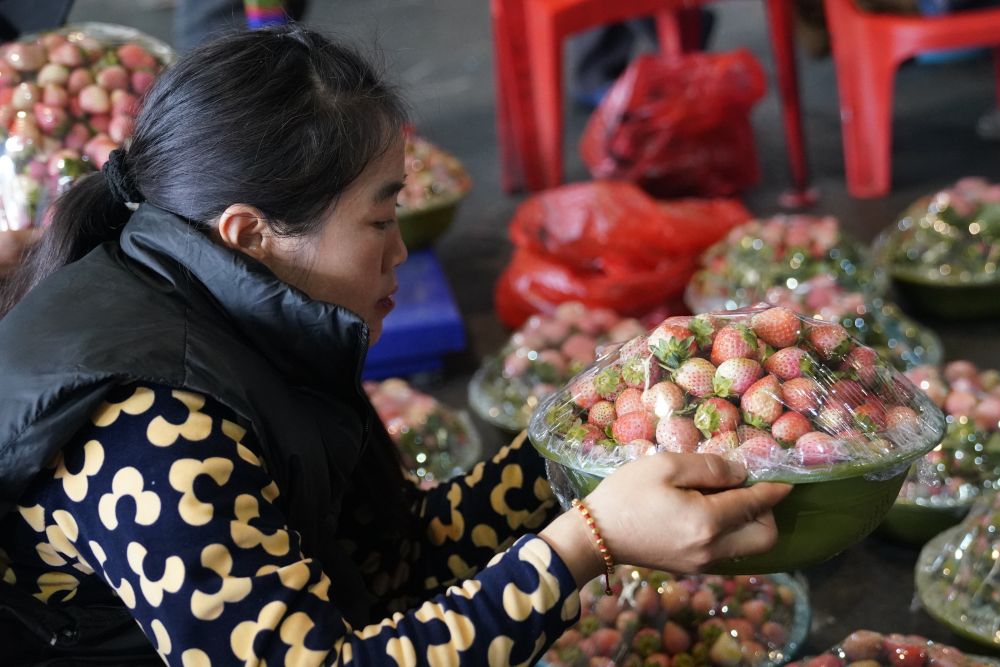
[899,362,1000,509]
[686,215,886,314]
[469,301,646,432]
[396,132,471,215]
[785,630,1000,667]
[540,567,810,667]
[364,378,482,486]
[915,490,1000,649]
[0,23,174,230]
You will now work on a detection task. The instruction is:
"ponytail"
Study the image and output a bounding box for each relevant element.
[0,172,130,317]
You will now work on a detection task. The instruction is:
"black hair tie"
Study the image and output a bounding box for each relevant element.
[102,149,144,210]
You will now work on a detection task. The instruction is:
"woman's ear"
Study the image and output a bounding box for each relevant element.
[215,204,272,259]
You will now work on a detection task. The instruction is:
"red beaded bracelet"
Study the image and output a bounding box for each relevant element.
[571,498,616,595]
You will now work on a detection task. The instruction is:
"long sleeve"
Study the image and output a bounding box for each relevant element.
[0,382,580,665]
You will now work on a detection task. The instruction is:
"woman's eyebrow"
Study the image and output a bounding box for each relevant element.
[373,180,405,204]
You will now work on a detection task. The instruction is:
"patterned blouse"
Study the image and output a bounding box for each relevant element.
[0,382,581,665]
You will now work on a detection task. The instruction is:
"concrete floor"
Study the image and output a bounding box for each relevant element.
[62,0,1000,657]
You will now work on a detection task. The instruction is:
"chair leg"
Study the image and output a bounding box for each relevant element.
[526,7,566,190]
[994,46,1000,109]
[764,0,813,201]
[654,10,684,56]
[491,0,524,193]
[838,53,897,198]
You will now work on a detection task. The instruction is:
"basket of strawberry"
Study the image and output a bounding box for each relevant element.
[528,304,945,573]
[469,302,646,433]
[395,133,471,249]
[365,378,482,486]
[0,23,173,230]
[876,177,1000,320]
[760,275,942,371]
[685,215,886,315]
[786,630,999,667]
[540,567,810,667]
[879,362,1000,545]
[916,490,1000,649]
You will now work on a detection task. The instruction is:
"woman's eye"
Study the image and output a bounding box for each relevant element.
[374,219,395,231]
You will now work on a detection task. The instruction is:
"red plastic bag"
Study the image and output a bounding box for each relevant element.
[580,50,766,198]
[494,181,751,328]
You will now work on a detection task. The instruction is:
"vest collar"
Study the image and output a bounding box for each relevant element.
[119,204,370,390]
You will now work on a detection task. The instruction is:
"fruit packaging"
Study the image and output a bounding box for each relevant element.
[397,133,471,214]
[0,23,173,230]
[469,301,645,432]
[876,177,1000,319]
[540,567,809,667]
[364,378,481,486]
[686,215,885,315]
[917,490,1000,648]
[785,629,998,667]
[528,305,945,572]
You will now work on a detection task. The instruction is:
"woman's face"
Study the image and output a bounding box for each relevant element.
[264,136,408,344]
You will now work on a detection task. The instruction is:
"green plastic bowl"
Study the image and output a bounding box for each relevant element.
[891,273,1000,321]
[397,192,466,250]
[879,498,972,546]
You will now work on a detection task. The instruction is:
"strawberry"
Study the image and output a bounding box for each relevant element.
[33,104,68,137]
[621,355,654,388]
[750,306,801,348]
[675,358,717,398]
[591,628,622,658]
[561,333,597,365]
[854,402,887,432]
[110,89,140,117]
[944,390,977,417]
[595,367,625,400]
[82,134,117,169]
[741,375,783,427]
[614,387,644,416]
[882,634,928,667]
[781,377,822,414]
[66,68,93,95]
[699,430,739,455]
[885,406,920,433]
[655,416,701,453]
[37,63,69,87]
[713,358,762,398]
[63,122,91,151]
[737,424,771,442]
[611,410,655,444]
[5,42,46,72]
[96,65,130,92]
[709,633,743,667]
[118,43,158,71]
[736,436,784,466]
[805,656,845,667]
[710,325,759,366]
[661,621,691,655]
[42,83,68,107]
[815,405,852,433]
[648,324,697,369]
[108,114,135,144]
[694,398,740,438]
[78,84,110,114]
[944,360,978,383]
[841,630,884,661]
[771,411,811,446]
[806,323,853,361]
[642,381,686,418]
[130,70,156,96]
[980,368,1000,391]
[687,315,718,348]
[588,400,616,428]
[624,439,656,458]
[973,395,1000,431]
[49,43,85,68]
[632,628,662,658]
[841,345,880,387]
[794,432,844,466]
[570,423,605,449]
[764,346,812,381]
[10,82,38,111]
[88,114,111,134]
[829,379,868,408]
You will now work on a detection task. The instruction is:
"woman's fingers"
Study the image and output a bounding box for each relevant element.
[653,452,748,490]
[707,507,782,562]
[703,482,793,533]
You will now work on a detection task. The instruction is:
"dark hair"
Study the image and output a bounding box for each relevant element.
[1,25,407,313]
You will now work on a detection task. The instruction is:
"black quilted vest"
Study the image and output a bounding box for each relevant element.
[0,204,403,663]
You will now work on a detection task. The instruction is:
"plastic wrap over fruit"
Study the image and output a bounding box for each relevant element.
[916,489,1000,648]
[469,302,646,432]
[758,275,941,371]
[364,378,481,486]
[686,215,886,315]
[397,133,471,214]
[899,362,1000,509]
[528,304,945,493]
[877,177,1000,288]
[0,23,173,230]
[785,630,999,667]
[540,567,809,667]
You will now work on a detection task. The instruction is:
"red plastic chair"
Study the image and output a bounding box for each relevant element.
[825,0,1000,198]
[492,0,812,205]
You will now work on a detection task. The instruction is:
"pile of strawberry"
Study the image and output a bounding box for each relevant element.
[917,491,1000,645]
[534,305,944,479]
[542,567,806,667]
[365,378,480,486]
[0,24,171,229]
[470,302,645,431]
[685,215,883,315]
[786,630,994,667]
[898,361,1000,507]
[396,134,471,213]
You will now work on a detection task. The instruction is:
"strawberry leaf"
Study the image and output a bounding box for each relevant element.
[694,403,720,439]
[688,317,715,348]
[713,375,733,398]
[744,412,770,430]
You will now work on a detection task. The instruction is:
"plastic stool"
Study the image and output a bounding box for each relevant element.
[492,0,814,206]
[825,0,1000,198]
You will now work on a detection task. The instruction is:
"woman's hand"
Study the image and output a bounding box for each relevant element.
[0,228,42,278]
[539,453,791,587]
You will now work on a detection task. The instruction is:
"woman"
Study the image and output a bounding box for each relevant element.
[0,27,789,665]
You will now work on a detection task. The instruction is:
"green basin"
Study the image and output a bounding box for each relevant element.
[891,274,1000,321]
[397,193,465,250]
[542,458,910,575]
[879,499,971,546]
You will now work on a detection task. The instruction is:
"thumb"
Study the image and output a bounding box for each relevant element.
[654,452,748,490]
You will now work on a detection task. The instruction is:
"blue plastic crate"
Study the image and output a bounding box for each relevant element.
[363,249,466,379]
